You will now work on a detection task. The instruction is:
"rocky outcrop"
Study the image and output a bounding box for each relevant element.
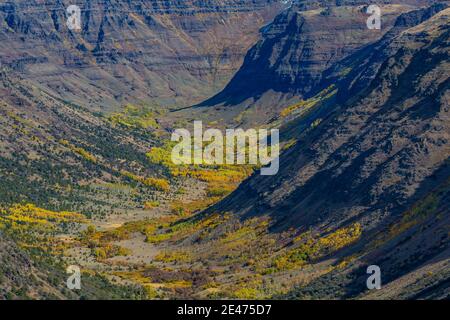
[212,6,450,298]
[195,1,443,126]
[317,2,449,101]
[0,0,284,110]
[217,2,449,230]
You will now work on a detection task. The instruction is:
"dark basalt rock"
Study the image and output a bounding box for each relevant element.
[196,0,443,125]
[210,6,450,299]
[0,0,284,110]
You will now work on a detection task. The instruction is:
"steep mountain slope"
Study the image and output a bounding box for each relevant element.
[209,7,450,298]
[190,0,443,126]
[0,1,284,300]
[0,234,75,299]
[288,177,450,299]
[0,231,147,299]
[1,0,448,300]
[316,1,449,102]
[0,0,283,111]
[0,0,284,299]
[0,69,161,208]
[215,5,449,224]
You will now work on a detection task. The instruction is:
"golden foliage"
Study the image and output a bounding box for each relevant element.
[0,203,86,254]
[271,224,362,272]
[170,197,221,216]
[0,203,85,230]
[233,287,260,299]
[144,201,160,210]
[109,104,159,129]
[120,170,170,192]
[59,139,97,163]
[93,244,131,260]
[142,178,170,192]
[145,213,228,244]
[154,251,192,263]
[280,85,336,117]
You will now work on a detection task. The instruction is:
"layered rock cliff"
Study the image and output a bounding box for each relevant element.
[211,6,450,298]
[194,0,443,126]
[0,0,284,111]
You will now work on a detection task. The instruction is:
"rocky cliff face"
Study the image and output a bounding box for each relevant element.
[217,2,449,228]
[0,0,284,111]
[316,2,449,101]
[194,0,443,126]
[211,6,450,298]
[1,0,448,300]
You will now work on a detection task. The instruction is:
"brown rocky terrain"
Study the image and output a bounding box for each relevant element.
[188,0,444,126]
[0,232,147,299]
[0,0,283,112]
[0,0,448,300]
[210,5,449,298]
